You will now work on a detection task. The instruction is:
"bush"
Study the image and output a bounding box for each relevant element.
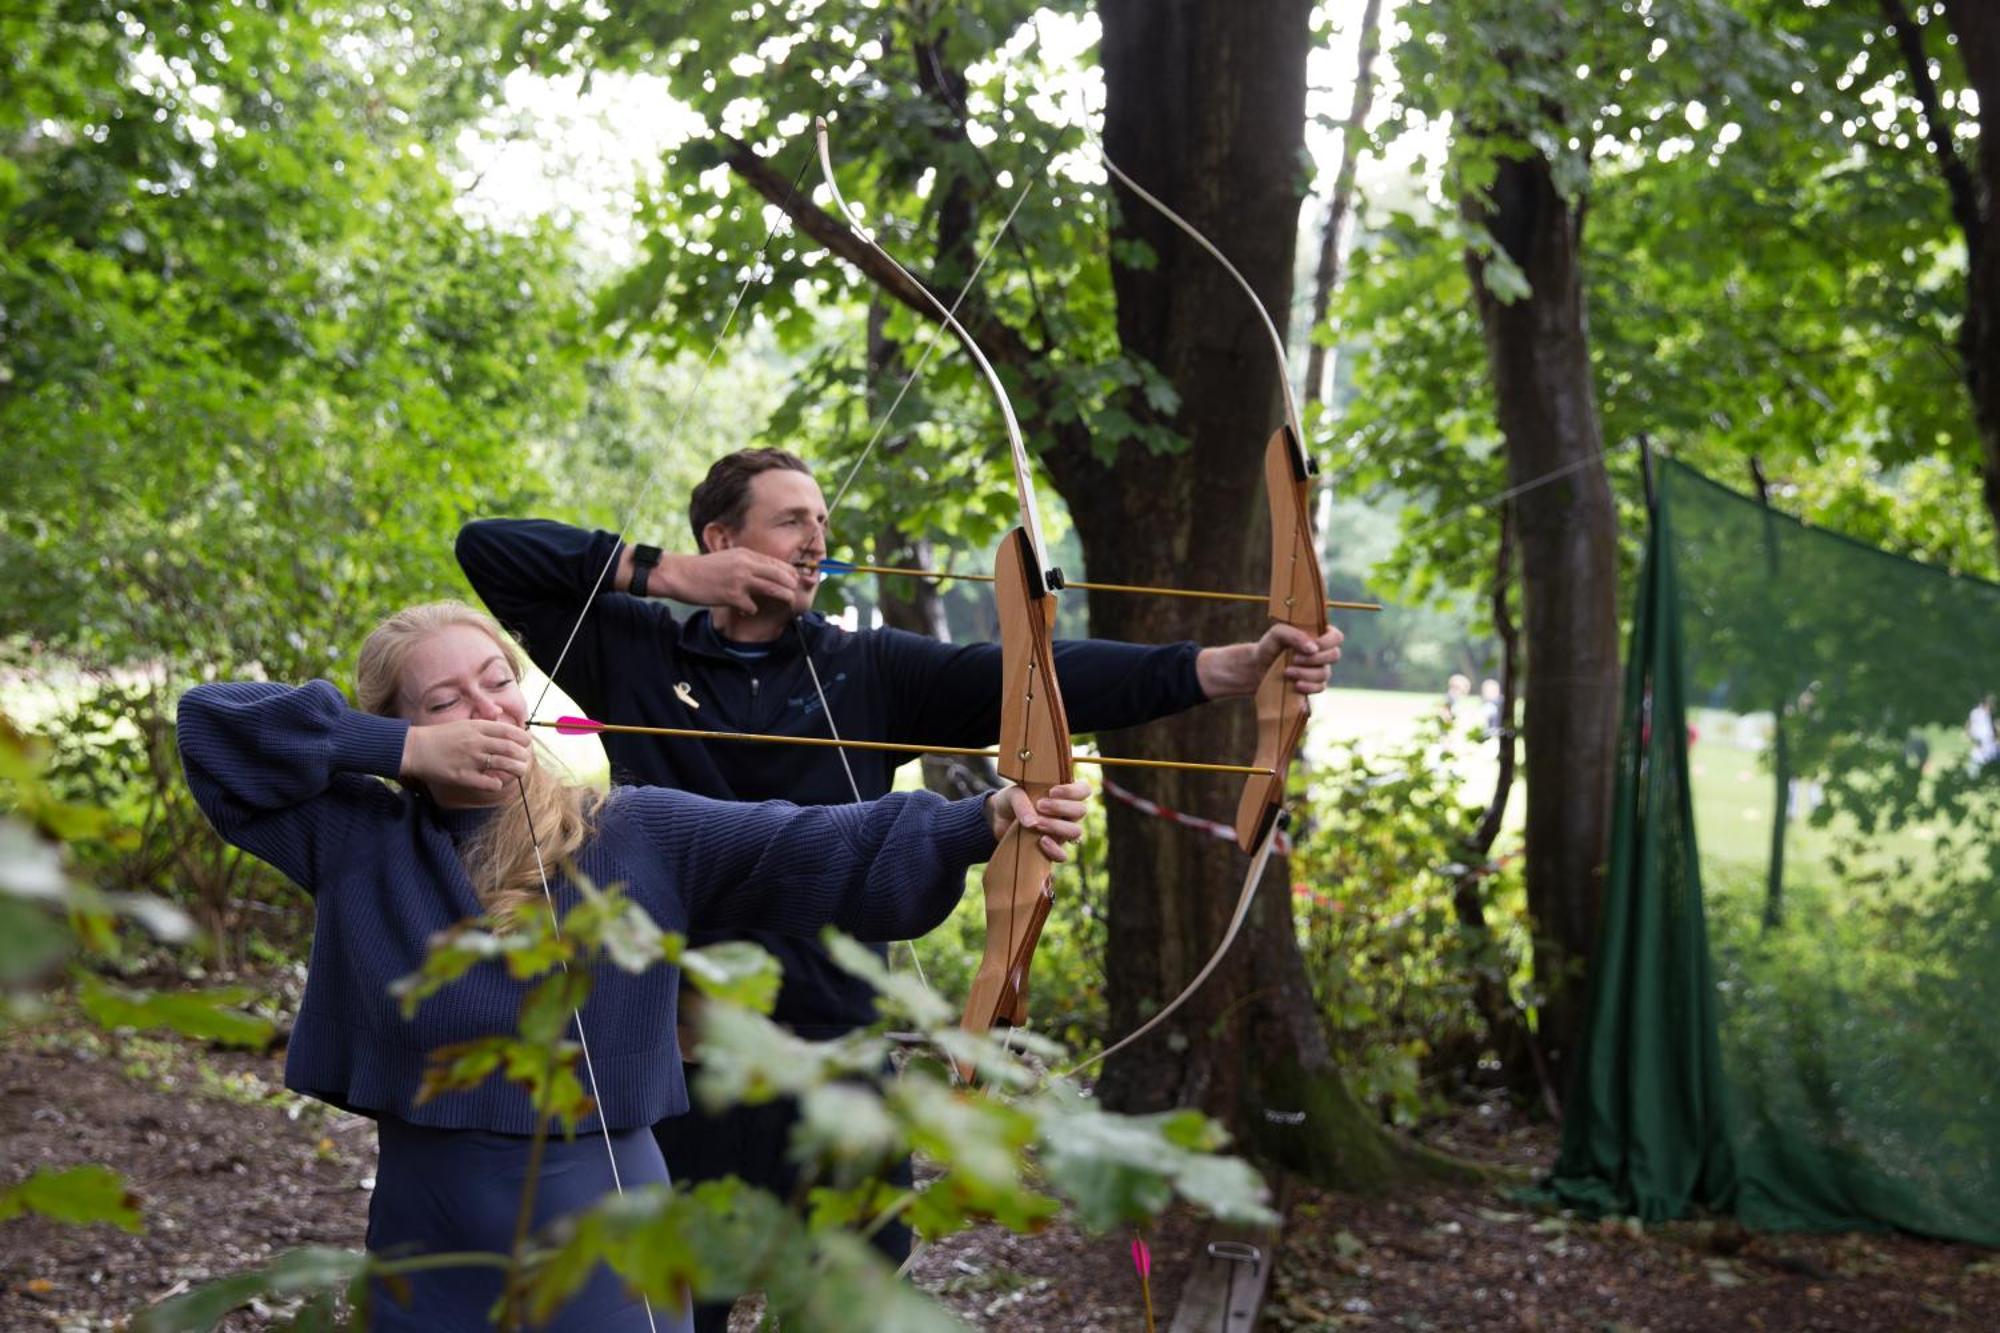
[1287,725,1533,1124]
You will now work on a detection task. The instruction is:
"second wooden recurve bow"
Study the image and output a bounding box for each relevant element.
[814,119,1074,1068]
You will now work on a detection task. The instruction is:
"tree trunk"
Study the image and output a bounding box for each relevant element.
[1439,502,1558,1115]
[862,301,950,642]
[1749,459,1790,931]
[1891,1,2000,560]
[1044,0,1452,1188]
[1302,0,1383,407]
[1462,152,1621,1101]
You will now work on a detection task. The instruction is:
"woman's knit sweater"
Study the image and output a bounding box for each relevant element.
[177,680,994,1132]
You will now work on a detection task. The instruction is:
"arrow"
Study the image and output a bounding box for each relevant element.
[539,717,1275,777]
[817,559,1383,612]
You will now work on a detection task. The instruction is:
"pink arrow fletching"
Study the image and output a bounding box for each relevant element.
[553,716,605,735]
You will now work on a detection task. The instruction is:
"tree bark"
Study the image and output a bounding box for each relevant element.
[1747,459,1793,931]
[1890,1,2000,560]
[1302,0,1383,407]
[1438,502,1558,1116]
[1462,151,1621,1101]
[862,310,949,643]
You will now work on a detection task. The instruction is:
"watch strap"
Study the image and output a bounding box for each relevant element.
[628,543,662,597]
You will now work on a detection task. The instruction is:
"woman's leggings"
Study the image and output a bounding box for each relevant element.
[365,1116,690,1332]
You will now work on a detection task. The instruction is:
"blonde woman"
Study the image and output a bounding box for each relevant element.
[177,601,1087,1331]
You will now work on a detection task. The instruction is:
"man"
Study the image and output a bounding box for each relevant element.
[458,447,1342,1327]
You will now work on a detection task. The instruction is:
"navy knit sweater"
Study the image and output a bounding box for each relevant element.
[176,681,996,1133]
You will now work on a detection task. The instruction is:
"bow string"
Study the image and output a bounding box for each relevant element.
[813,118,1072,1076]
[1059,153,1332,1079]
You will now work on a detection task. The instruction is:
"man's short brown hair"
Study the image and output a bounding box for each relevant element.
[688,448,814,552]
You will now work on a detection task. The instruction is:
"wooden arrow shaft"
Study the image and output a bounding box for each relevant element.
[530,719,1273,776]
[827,562,1381,612]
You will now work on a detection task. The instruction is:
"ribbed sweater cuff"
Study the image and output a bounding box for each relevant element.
[331,709,409,779]
[945,794,1001,867]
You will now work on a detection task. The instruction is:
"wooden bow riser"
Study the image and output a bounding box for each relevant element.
[977,827,1056,1027]
[1235,427,1329,852]
[1236,665,1311,852]
[962,528,1072,1041]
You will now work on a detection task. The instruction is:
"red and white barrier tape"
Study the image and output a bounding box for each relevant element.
[1099,776,1294,856]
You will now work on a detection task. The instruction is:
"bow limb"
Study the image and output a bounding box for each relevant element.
[1047,153,1327,1076]
[1057,812,1287,1082]
[815,120,1072,1062]
[1098,154,1328,851]
[814,119,1056,570]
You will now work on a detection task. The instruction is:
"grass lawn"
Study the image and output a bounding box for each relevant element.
[1305,685,1522,833]
[1686,706,1975,886]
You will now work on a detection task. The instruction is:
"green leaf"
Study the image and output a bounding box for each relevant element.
[675,939,783,1013]
[820,929,951,1027]
[594,897,670,973]
[1032,1086,1275,1231]
[392,918,575,1018]
[1474,246,1532,305]
[893,1075,1038,1197]
[0,892,69,984]
[416,1033,593,1126]
[73,974,274,1048]
[0,818,67,904]
[517,971,592,1047]
[795,1083,902,1174]
[0,1164,141,1232]
[390,927,514,1017]
[690,1003,881,1109]
[413,1036,505,1104]
[135,1247,368,1332]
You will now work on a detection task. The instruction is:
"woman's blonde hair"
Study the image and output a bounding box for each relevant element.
[355,601,598,917]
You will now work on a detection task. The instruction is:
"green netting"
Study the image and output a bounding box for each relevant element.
[1548,459,2000,1244]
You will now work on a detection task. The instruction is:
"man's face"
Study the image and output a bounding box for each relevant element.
[706,467,830,614]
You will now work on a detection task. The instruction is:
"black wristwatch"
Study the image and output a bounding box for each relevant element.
[627,543,662,597]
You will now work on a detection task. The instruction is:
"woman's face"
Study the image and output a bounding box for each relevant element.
[395,623,527,729]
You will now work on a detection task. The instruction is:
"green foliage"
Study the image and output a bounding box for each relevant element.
[2,711,288,1250]
[532,1180,962,1333]
[136,1246,371,1333]
[0,1,610,957]
[1,2,583,676]
[0,1163,142,1233]
[1333,212,1513,609]
[74,972,273,1048]
[504,0,1173,559]
[150,876,1271,1330]
[1288,727,1531,1125]
[1339,0,1994,645]
[1,711,194,1000]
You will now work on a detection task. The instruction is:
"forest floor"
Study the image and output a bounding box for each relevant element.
[2,1001,1994,1332]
